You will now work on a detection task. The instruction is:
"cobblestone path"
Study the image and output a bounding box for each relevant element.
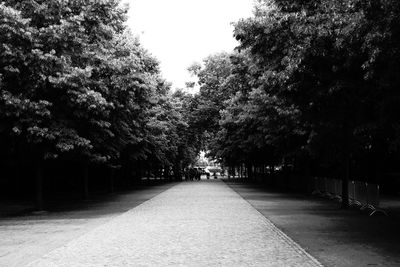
[27,180,322,266]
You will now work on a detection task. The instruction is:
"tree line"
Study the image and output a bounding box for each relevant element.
[2,0,400,210]
[186,0,400,208]
[0,0,200,210]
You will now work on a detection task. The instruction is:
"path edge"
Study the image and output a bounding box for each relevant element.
[24,182,181,267]
[222,180,324,267]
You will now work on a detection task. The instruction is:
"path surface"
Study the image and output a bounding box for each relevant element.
[225,180,400,267]
[27,180,322,266]
[0,182,175,267]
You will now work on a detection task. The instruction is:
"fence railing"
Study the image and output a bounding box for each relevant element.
[312,177,387,216]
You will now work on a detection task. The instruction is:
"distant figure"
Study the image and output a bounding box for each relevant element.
[184,169,190,181]
[189,168,196,181]
[196,168,201,181]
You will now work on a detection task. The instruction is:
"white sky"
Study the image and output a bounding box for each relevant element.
[124,0,254,90]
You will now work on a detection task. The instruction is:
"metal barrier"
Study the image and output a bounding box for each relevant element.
[354,181,368,209]
[366,183,388,216]
[348,181,361,206]
[312,177,387,216]
[333,179,342,200]
[320,177,330,197]
[312,177,325,195]
[312,177,341,199]
[311,177,319,195]
[325,178,334,198]
[316,178,389,216]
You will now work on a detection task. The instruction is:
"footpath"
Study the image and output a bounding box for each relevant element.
[3,179,398,266]
[25,180,321,266]
[0,182,176,267]
[225,179,400,267]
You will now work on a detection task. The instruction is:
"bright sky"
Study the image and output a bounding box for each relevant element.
[124,0,254,90]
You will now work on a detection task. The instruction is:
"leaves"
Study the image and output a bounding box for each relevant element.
[185,0,400,173]
[0,0,196,175]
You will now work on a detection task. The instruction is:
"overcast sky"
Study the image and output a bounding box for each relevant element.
[124,0,254,90]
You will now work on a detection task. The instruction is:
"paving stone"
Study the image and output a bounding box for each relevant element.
[27,180,323,266]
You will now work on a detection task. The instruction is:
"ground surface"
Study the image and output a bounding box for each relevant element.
[0,182,176,267]
[2,180,321,267]
[225,179,400,267]
[2,179,400,266]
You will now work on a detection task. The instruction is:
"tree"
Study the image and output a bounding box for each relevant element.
[0,0,182,207]
[233,0,400,207]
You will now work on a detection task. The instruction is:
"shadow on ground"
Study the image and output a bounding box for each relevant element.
[224,179,400,267]
[0,180,176,219]
[0,181,177,267]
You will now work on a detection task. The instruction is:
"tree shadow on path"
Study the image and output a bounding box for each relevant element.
[224,179,400,267]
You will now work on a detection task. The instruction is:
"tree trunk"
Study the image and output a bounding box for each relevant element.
[305,158,312,193]
[262,164,266,183]
[109,168,115,194]
[83,163,89,200]
[246,163,252,180]
[341,153,351,209]
[270,164,275,186]
[35,160,44,211]
[14,162,21,196]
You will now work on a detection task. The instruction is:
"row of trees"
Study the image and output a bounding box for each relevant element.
[3,0,400,210]
[0,0,200,209]
[187,0,400,207]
